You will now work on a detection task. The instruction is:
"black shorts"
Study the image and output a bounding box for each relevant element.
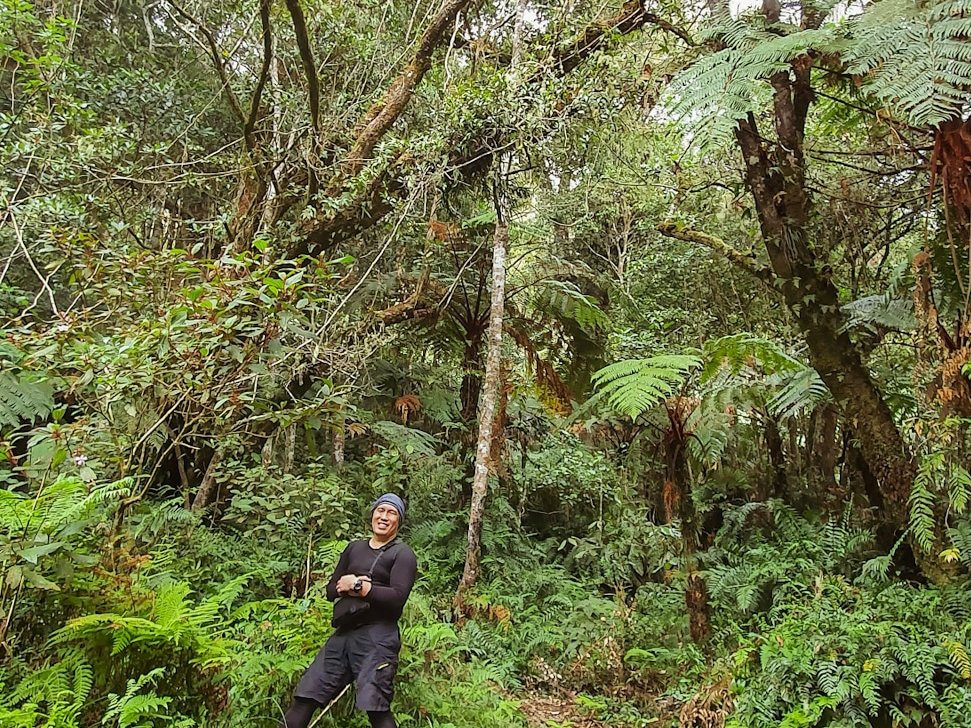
[294,621,401,712]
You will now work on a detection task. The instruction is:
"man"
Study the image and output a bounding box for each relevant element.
[280,493,418,728]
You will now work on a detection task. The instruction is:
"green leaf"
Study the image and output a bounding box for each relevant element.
[18,541,65,564]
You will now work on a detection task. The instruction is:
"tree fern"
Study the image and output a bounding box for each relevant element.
[369,420,440,458]
[700,334,829,420]
[664,22,841,149]
[845,0,971,126]
[591,354,701,418]
[667,0,971,148]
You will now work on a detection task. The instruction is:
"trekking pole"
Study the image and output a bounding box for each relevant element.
[307,684,351,728]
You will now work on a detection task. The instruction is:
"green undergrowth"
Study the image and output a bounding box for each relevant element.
[3,489,970,727]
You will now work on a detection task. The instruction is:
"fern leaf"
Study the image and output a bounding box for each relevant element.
[845,0,971,126]
[370,420,440,458]
[592,355,701,418]
[0,371,55,428]
[910,459,939,554]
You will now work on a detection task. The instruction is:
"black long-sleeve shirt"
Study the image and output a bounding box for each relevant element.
[325,539,418,624]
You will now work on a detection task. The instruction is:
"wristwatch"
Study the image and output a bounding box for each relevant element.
[352,577,363,593]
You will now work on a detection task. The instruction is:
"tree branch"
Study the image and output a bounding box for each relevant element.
[295,0,687,257]
[167,1,250,148]
[551,0,692,75]
[343,0,475,178]
[244,0,273,144]
[284,0,320,134]
[657,221,780,290]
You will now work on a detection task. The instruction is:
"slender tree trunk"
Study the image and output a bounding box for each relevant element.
[458,206,508,594]
[812,404,839,507]
[261,434,274,468]
[281,423,296,474]
[665,423,711,645]
[762,411,787,499]
[191,448,223,511]
[333,426,345,471]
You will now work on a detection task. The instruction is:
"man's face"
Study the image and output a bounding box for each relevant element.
[371,503,400,539]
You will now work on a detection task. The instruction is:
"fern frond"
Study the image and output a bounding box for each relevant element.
[701,333,806,382]
[845,0,971,126]
[949,465,971,515]
[530,280,609,333]
[766,367,830,420]
[910,457,940,553]
[945,639,971,679]
[592,355,701,418]
[664,23,841,150]
[369,420,440,458]
[0,371,55,428]
[841,295,916,334]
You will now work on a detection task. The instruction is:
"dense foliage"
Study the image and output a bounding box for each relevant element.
[2,0,971,726]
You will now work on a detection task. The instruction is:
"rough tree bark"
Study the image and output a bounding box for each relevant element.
[812,404,839,505]
[662,402,711,645]
[660,0,915,527]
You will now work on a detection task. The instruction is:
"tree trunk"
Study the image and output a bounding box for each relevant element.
[281,423,296,474]
[812,404,839,506]
[729,2,915,527]
[333,426,345,471]
[795,290,914,523]
[191,448,223,512]
[665,423,711,645]
[261,434,274,469]
[762,411,787,500]
[459,333,484,422]
[458,211,508,595]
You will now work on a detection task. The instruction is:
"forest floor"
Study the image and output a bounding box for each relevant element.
[517,693,610,727]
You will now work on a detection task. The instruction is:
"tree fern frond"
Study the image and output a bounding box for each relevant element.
[845,0,971,126]
[369,420,440,458]
[530,280,609,333]
[592,355,701,419]
[664,25,841,149]
[701,333,806,382]
[0,371,55,428]
[841,295,916,334]
[766,367,830,420]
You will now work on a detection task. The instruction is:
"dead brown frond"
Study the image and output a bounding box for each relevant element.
[394,394,422,424]
[506,325,572,414]
[678,679,732,728]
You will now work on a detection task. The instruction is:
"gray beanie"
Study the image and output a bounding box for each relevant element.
[370,493,405,522]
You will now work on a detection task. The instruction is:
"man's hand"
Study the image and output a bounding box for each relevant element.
[336,574,358,594]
